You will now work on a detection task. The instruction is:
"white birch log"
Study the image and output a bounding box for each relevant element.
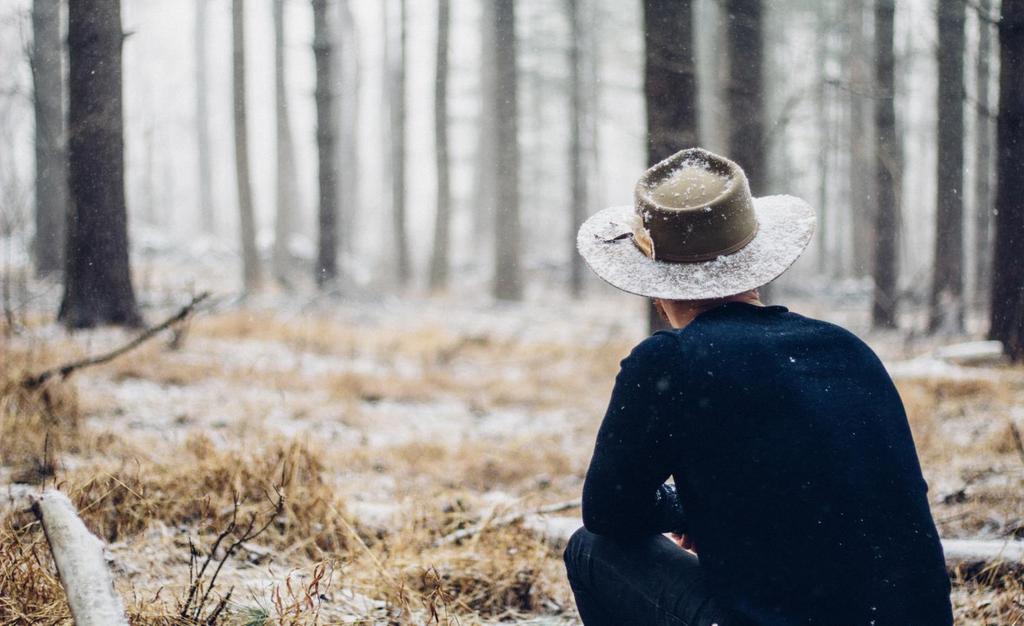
[31,490,128,626]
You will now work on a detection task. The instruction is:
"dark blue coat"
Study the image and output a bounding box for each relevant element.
[582,302,953,625]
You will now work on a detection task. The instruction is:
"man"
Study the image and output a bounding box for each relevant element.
[564,149,952,626]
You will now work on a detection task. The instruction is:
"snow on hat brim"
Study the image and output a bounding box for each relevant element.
[576,195,816,301]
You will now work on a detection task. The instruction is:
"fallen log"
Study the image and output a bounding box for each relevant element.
[31,490,128,626]
[942,538,1024,582]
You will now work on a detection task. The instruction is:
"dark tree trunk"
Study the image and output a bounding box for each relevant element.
[273,0,300,283]
[973,0,995,304]
[724,0,766,194]
[59,0,141,328]
[429,0,451,291]
[725,0,769,304]
[567,0,587,298]
[313,0,338,287]
[31,0,67,276]
[990,0,1024,361]
[847,0,875,278]
[195,0,214,234]
[872,0,900,329]
[388,0,410,287]
[643,0,699,164]
[232,0,262,291]
[492,0,522,301]
[930,0,966,333]
[643,0,698,330]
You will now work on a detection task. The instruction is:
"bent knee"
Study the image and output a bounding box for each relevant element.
[564,526,596,575]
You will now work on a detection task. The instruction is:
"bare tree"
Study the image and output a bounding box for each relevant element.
[990,0,1024,361]
[386,0,410,287]
[337,0,359,259]
[429,0,451,291]
[973,0,995,304]
[195,0,215,234]
[471,0,498,264]
[930,0,966,333]
[272,0,300,283]
[59,0,141,328]
[492,0,522,300]
[313,0,338,287]
[643,0,698,330]
[232,0,261,291]
[567,0,587,298]
[872,0,900,329]
[846,0,875,277]
[725,0,766,195]
[31,0,67,276]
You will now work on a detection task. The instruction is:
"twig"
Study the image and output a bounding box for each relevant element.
[433,499,580,547]
[1009,422,1024,466]
[22,292,211,390]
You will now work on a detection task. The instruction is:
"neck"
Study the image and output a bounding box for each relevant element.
[659,291,763,329]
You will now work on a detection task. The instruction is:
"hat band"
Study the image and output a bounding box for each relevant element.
[629,216,759,263]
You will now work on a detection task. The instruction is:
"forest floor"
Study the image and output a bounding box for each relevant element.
[1,281,1023,624]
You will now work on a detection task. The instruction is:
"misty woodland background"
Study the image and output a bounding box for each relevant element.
[0,0,1023,624]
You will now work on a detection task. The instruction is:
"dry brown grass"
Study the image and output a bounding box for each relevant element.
[3,307,1023,624]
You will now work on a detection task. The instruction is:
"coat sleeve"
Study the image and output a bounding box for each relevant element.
[581,331,688,537]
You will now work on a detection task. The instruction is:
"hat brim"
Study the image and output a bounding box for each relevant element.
[577,195,816,300]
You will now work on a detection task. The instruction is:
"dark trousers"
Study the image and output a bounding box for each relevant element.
[564,527,738,626]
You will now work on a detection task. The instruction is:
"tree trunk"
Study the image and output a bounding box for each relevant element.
[990,0,1024,361]
[643,0,698,330]
[472,0,498,266]
[337,0,359,260]
[313,0,338,287]
[724,0,766,194]
[814,0,833,277]
[872,0,900,329]
[725,0,767,300]
[195,0,215,234]
[567,0,587,298]
[492,0,522,301]
[31,0,67,276]
[930,0,966,333]
[429,0,451,291]
[59,0,141,329]
[388,0,410,287]
[973,0,995,305]
[272,0,300,283]
[232,0,261,292]
[847,0,875,278]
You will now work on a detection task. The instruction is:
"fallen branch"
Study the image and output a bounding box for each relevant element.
[31,490,129,626]
[22,292,211,390]
[943,538,1024,582]
[433,499,580,547]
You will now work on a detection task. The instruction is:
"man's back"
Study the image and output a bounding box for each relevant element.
[581,302,953,625]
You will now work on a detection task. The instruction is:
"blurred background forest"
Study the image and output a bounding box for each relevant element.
[1,0,1023,624]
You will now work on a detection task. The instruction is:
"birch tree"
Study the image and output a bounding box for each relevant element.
[195,0,214,234]
[232,0,262,291]
[273,0,300,283]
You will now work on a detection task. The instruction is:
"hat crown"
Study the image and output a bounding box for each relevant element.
[634,148,759,262]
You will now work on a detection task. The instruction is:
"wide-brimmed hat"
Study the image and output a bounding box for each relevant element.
[577,148,815,300]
